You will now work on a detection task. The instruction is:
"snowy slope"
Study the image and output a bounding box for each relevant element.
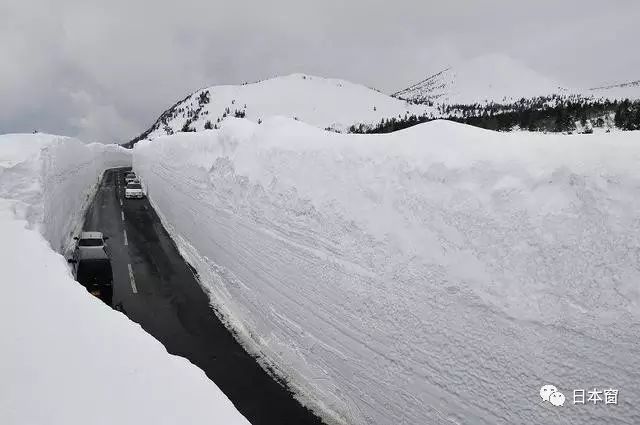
[136,73,433,141]
[393,54,563,104]
[394,53,640,104]
[133,119,640,425]
[588,79,640,100]
[0,134,249,425]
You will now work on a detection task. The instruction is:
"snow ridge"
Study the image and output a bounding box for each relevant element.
[133,118,640,425]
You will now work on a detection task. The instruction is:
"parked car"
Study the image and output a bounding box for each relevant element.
[68,248,113,304]
[125,182,144,199]
[125,172,137,184]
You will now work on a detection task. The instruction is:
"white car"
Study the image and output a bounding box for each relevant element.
[74,231,109,256]
[125,182,144,199]
[125,172,137,184]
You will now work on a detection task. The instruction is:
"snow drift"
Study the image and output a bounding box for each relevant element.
[134,119,640,425]
[0,134,249,425]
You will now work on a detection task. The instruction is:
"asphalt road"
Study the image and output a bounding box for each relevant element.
[82,168,324,425]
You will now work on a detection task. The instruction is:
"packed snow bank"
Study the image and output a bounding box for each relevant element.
[134,119,640,425]
[0,206,250,425]
[0,134,249,425]
[0,133,132,252]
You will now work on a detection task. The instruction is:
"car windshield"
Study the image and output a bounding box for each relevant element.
[77,259,112,285]
[128,183,142,189]
[78,238,103,246]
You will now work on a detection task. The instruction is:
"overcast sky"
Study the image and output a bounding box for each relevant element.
[1,0,638,143]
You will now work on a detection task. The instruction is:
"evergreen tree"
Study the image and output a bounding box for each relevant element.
[181,121,194,132]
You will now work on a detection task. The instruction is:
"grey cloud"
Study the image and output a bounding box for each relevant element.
[1,0,638,142]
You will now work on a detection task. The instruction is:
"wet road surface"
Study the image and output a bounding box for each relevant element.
[82,168,324,425]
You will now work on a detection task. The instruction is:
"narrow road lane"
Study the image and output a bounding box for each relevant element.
[82,168,323,425]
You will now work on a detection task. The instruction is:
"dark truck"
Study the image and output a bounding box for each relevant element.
[68,248,113,305]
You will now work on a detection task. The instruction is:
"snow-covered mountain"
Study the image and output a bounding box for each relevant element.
[128,59,639,145]
[394,53,640,105]
[131,73,433,143]
[393,54,564,105]
[383,54,640,134]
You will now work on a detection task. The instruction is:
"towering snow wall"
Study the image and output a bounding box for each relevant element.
[0,134,132,251]
[133,118,640,425]
[0,133,249,425]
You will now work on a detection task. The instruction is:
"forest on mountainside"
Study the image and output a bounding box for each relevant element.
[349,97,640,134]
